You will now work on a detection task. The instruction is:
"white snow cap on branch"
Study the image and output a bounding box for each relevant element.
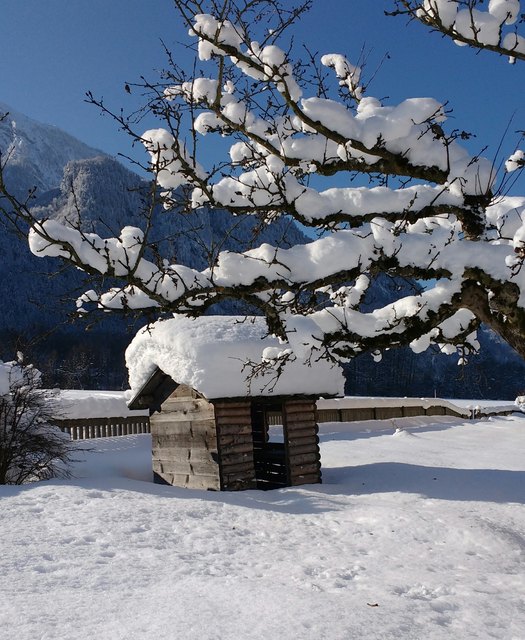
[321,54,363,100]
[417,0,524,58]
[488,0,520,25]
[505,149,525,172]
[144,93,493,206]
[0,362,10,397]
[0,359,41,397]
[164,78,219,104]
[29,221,146,277]
[417,0,459,28]
[189,13,302,101]
[189,14,244,60]
[142,128,207,192]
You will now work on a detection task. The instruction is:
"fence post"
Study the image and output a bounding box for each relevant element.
[58,415,150,440]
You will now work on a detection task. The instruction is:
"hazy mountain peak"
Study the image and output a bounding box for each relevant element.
[0,102,105,199]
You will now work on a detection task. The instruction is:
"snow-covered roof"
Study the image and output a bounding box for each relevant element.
[126,315,345,401]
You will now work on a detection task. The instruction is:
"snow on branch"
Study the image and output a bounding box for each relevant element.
[391,1,525,62]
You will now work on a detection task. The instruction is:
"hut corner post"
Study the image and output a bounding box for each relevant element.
[283,398,322,487]
[214,400,258,491]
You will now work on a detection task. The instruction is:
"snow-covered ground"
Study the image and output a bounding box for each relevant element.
[2,414,525,640]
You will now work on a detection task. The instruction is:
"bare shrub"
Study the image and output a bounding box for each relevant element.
[0,356,76,485]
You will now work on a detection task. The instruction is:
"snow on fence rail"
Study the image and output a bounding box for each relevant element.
[315,397,518,423]
[52,390,150,440]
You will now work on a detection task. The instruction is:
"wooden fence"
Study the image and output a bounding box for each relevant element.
[56,416,150,440]
[278,399,513,425]
[56,399,514,440]
[264,404,464,426]
[315,404,464,423]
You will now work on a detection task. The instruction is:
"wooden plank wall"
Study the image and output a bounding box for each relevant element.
[283,399,322,487]
[316,405,465,423]
[151,384,220,490]
[214,401,257,491]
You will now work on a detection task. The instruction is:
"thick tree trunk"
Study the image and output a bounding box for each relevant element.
[462,281,525,361]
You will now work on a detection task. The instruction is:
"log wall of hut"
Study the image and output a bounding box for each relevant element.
[151,384,220,490]
[214,400,258,491]
[283,399,322,486]
[213,397,321,490]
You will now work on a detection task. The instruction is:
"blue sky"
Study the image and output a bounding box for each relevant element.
[1,0,523,190]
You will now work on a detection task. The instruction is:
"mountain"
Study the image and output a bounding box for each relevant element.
[0,102,104,200]
[33,155,306,269]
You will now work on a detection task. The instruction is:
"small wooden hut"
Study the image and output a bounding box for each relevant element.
[127,316,344,491]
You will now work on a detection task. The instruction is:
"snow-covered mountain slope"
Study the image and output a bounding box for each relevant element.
[0,102,104,199]
[32,155,307,269]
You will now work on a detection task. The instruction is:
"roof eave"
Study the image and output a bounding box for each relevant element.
[127,367,178,413]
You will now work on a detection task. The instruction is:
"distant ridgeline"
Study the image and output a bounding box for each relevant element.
[0,104,524,396]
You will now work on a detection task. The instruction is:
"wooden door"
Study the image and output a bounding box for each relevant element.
[251,401,288,489]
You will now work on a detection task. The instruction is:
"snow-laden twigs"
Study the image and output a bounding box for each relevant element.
[390,1,525,63]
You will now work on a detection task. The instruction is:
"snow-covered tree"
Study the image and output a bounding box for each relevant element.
[2,0,525,370]
[391,1,525,62]
[0,357,75,484]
